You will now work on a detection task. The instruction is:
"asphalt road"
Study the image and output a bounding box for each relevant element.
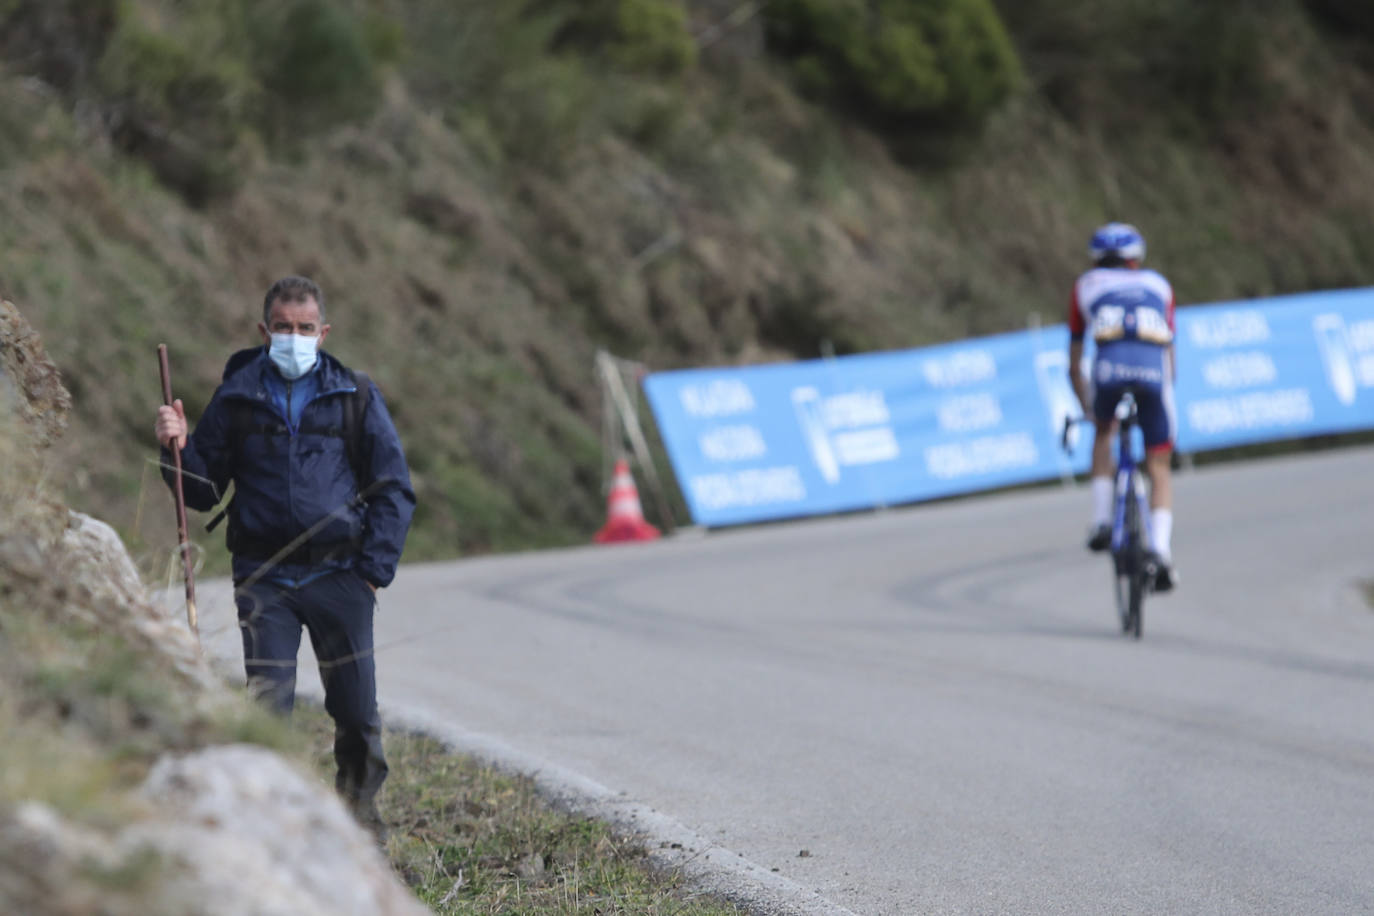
[196,446,1374,915]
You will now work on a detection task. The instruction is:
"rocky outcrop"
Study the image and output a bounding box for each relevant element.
[135,746,429,916]
[0,298,71,448]
[0,300,75,609]
[0,747,427,916]
[0,297,210,689]
[61,510,216,689]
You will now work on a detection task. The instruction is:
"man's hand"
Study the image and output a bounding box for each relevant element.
[156,399,188,449]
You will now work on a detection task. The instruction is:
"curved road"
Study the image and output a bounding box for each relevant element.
[198,447,1374,914]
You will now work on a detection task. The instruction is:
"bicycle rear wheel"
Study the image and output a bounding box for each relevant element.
[1112,559,1131,633]
[1123,477,1145,639]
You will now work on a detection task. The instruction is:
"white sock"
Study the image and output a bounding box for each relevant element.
[1091,477,1113,528]
[1151,509,1173,561]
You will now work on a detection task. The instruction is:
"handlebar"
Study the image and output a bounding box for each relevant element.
[1061,415,1088,453]
[1062,390,1143,454]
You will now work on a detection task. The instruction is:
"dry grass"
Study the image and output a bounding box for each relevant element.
[293,705,746,915]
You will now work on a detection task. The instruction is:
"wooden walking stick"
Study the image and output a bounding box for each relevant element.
[158,344,199,641]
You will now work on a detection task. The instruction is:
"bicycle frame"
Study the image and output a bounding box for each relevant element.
[1110,392,1151,558]
[1061,390,1155,637]
[1109,390,1154,638]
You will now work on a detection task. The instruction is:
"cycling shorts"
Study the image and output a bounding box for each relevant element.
[1092,342,1176,452]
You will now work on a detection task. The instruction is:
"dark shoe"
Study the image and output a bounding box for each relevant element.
[1149,553,1176,593]
[1086,525,1112,553]
[349,799,390,846]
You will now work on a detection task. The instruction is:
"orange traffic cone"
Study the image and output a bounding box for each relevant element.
[594,459,661,543]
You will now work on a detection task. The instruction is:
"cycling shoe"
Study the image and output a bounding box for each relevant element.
[1148,553,1177,593]
[1086,524,1112,553]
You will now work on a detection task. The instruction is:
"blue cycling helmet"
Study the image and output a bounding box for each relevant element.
[1089,222,1146,264]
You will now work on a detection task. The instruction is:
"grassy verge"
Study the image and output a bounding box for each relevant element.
[294,705,744,915]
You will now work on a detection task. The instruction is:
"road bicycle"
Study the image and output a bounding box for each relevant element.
[1064,390,1156,639]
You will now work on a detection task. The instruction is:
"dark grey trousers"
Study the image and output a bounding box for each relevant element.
[234,570,388,807]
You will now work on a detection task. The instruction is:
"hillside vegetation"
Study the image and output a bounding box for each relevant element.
[2,0,1373,559]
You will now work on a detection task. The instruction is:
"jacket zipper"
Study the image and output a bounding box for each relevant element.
[246,378,360,551]
[287,380,357,541]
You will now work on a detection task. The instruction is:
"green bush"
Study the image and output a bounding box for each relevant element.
[385,0,601,166]
[763,0,1021,133]
[246,0,384,137]
[482,54,598,170]
[992,0,1278,129]
[2,0,398,202]
[1304,0,1374,39]
[607,0,696,74]
[1162,6,1270,122]
[0,0,120,91]
[548,0,697,75]
[95,15,258,203]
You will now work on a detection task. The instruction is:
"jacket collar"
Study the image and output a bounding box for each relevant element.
[219,347,356,399]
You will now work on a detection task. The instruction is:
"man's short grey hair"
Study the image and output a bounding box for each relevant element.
[262,276,326,325]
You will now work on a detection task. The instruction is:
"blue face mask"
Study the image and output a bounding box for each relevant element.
[268,333,320,380]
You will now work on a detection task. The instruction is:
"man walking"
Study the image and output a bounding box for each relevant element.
[156,276,415,838]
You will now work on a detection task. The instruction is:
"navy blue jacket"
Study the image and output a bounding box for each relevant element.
[163,348,415,587]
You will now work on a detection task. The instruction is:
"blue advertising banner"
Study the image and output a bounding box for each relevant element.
[1173,289,1374,451]
[644,288,1374,527]
[644,330,1085,527]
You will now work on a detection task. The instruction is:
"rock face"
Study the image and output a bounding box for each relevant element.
[0,299,208,688]
[0,298,71,448]
[0,748,429,916]
[60,509,215,690]
[132,746,429,916]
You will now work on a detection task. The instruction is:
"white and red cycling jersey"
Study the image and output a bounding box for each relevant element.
[1068,267,1176,344]
[1069,266,1178,451]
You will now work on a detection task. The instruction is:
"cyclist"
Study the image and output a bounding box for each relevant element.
[1067,223,1177,591]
